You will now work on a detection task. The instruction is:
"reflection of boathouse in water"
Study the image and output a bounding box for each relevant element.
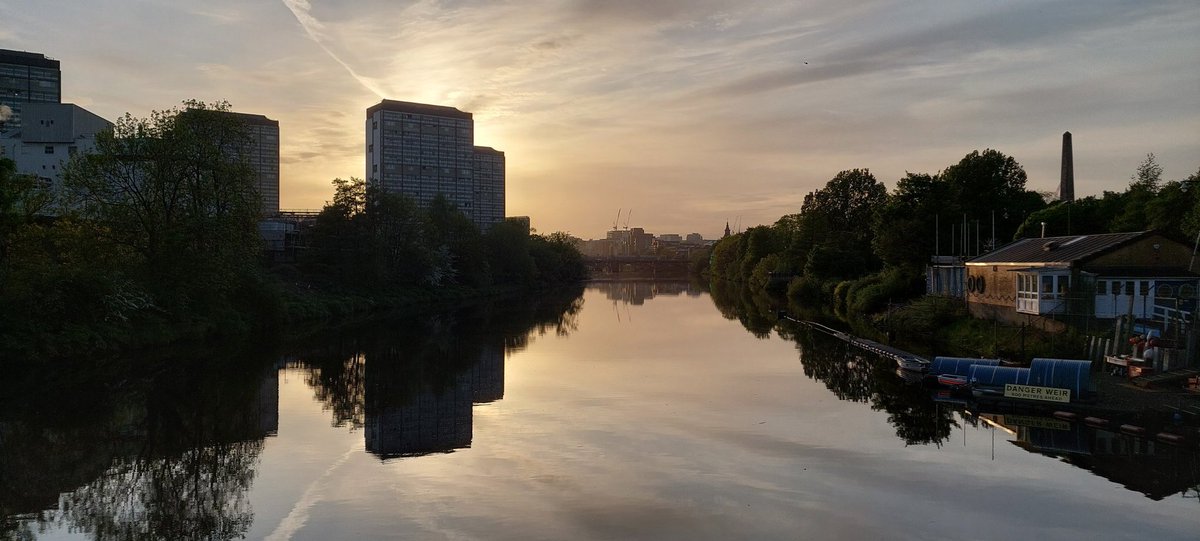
[986,414,1200,500]
[364,343,506,459]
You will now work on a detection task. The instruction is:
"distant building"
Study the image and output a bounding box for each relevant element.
[606,227,654,256]
[473,146,505,227]
[0,49,61,134]
[0,103,110,198]
[685,233,704,244]
[657,233,682,243]
[366,99,506,230]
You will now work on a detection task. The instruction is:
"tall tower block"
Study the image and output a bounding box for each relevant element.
[1058,131,1074,202]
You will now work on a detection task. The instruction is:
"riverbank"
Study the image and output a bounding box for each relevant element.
[0,277,585,363]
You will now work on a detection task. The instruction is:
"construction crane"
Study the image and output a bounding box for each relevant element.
[613,209,622,231]
[624,209,632,230]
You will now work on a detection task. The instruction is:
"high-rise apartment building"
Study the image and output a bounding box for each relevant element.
[180,109,281,215]
[0,49,62,134]
[226,112,280,215]
[472,146,505,227]
[365,100,505,229]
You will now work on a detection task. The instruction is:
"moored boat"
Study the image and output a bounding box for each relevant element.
[936,373,970,388]
[897,356,930,372]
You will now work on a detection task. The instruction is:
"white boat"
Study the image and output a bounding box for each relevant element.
[897,356,930,372]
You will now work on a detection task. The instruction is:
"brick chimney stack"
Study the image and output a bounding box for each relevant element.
[1059,131,1074,202]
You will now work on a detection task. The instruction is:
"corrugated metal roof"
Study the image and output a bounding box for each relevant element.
[967,231,1147,264]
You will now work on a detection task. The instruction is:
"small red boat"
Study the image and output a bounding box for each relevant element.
[936,374,970,388]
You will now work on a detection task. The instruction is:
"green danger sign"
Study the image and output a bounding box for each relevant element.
[1004,384,1071,403]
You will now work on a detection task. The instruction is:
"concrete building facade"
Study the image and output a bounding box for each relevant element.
[472,146,505,228]
[0,103,111,196]
[365,100,505,230]
[0,49,61,134]
[225,112,280,215]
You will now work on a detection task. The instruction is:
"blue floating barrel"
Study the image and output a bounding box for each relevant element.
[968,365,1030,388]
[1028,358,1093,396]
[930,356,1002,376]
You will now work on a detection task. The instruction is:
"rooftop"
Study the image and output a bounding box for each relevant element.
[967,231,1148,265]
[0,49,60,69]
[366,100,472,120]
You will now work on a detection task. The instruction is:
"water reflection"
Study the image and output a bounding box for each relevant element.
[0,286,584,540]
[707,280,1200,500]
[1003,416,1200,501]
[0,356,278,540]
[288,289,582,459]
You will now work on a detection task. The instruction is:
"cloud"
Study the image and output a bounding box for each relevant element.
[279,0,386,97]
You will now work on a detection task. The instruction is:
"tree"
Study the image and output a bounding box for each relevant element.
[797,168,888,278]
[939,149,1043,242]
[62,100,262,308]
[872,172,945,270]
[1111,154,1165,232]
[0,158,51,271]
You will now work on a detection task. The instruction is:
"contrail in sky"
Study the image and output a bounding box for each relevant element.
[281,0,386,97]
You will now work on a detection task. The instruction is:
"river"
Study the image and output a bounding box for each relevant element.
[1,282,1196,540]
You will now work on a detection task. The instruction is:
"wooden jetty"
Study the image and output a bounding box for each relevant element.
[783,316,930,370]
[1133,368,1200,389]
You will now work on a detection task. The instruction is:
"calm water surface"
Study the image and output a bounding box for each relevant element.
[2,282,1197,540]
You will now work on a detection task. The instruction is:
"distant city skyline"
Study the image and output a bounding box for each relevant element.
[1,1,1197,239]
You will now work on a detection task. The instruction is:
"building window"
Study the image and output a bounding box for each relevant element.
[368,144,373,153]
[1125,281,1134,297]
[1112,281,1122,295]
[44,145,54,154]
[1139,281,1150,296]
[1096,280,1107,295]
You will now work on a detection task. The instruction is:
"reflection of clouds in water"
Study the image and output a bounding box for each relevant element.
[264,445,359,541]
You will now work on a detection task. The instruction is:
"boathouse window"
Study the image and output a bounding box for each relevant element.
[1125,281,1135,297]
[1140,281,1150,296]
[1058,277,1070,295]
[1041,275,1054,298]
[1112,281,1122,295]
[1157,284,1174,298]
[1097,281,1107,295]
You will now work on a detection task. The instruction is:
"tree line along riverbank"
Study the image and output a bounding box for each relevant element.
[699,149,1199,361]
[0,102,586,360]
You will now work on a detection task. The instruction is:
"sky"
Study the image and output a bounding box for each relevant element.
[1,0,1198,239]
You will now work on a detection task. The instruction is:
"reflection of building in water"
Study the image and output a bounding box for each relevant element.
[470,344,505,403]
[364,342,506,459]
[257,368,280,437]
[365,371,474,459]
[988,414,1200,500]
[595,281,701,306]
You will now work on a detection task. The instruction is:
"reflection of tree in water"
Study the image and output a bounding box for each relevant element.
[0,352,276,541]
[708,281,957,446]
[707,280,780,338]
[303,351,368,428]
[59,440,260,540]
